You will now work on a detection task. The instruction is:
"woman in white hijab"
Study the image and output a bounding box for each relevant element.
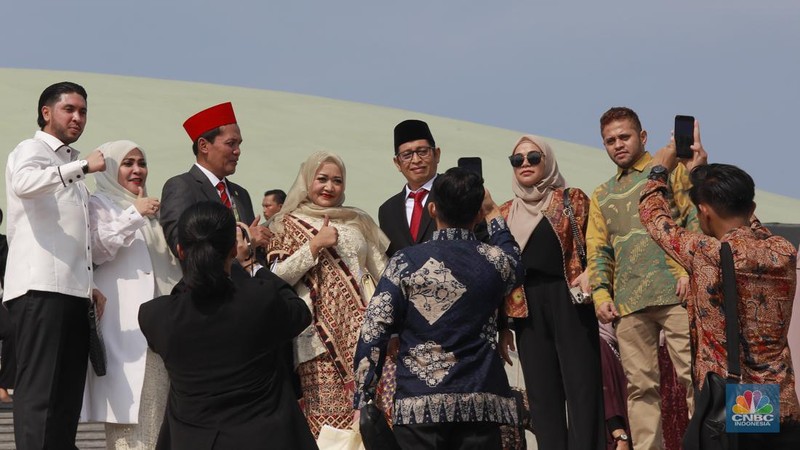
[498,135,605,450]
[268,151,389,437]
[80,140,182,450]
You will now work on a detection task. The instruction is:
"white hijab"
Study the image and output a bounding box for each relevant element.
[94,140,182,296]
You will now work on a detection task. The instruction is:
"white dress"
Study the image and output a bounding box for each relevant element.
[80,193,172,450]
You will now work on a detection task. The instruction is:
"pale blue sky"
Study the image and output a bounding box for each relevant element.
[4,1,798,198]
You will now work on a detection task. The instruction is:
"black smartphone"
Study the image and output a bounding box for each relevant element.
[674,115,695,159]
[457,157,482,178]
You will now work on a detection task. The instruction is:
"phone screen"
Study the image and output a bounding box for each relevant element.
[457,157,482,178]
[674,115,695,159]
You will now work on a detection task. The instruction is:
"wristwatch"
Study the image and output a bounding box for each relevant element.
[80,160,90,174]
[648,164,668,181]
[614,433,630,442]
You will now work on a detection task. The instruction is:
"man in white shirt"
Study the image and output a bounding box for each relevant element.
[4,81,107,449]
[159,102,269,257]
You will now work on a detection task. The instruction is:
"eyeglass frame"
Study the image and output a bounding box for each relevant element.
[508,151,544,168]
[396,146,435,163]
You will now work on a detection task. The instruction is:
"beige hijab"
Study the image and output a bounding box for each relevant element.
[506,135,566,251]
[270,151,390,253]
[94,140,182,296]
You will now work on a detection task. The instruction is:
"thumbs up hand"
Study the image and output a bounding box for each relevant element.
[310,215,339,258]
[133,186,160,218]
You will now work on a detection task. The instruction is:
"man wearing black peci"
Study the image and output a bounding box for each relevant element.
[378,119,441,257]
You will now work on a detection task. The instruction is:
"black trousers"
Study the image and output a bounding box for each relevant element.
[393,422,502,450]
[514,277,605,450]
[7,291,90,450]
[0,303,16,389]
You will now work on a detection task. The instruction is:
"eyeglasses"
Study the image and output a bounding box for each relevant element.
[396,146,434,162]
[508,151,543,168]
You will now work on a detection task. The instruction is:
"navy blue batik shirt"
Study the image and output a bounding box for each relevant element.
[353,216,523,425]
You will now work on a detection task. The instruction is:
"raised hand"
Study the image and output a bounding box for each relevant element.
[86,148,107,173]
[133,186,160,217]
[235,222,253,264]
[684,119,708,173]
[310,215,339,257]
[481,188,501,222]
[247,217,272,249]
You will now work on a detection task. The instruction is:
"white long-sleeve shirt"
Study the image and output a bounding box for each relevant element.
[3,130,93,302]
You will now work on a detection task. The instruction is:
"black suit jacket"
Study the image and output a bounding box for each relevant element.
[160,165,256,256]
[138,276,315,450]
[378,186,436,257]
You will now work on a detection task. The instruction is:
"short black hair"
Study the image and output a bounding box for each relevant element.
[689,164,755,219]
[600,106,642,133]
[37,82,88,129]
[192,127,223,156]
[431,167,484,229]
[263,189,287,204]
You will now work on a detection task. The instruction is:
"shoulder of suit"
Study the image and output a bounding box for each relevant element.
[140,294,174,316]
[379,189,406,209]
[164,170,194,186]
[227,179,250,194]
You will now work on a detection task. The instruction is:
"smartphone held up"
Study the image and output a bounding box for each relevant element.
[457,157,483,178]
[674,115,695,159]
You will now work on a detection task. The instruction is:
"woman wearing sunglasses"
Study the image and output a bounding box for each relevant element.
[499,135,605,450]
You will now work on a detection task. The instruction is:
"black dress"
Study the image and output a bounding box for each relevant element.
[139,274,317,450]
[513,219,604,450]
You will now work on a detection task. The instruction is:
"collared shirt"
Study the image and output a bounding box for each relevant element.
[353,217,523,425]
[403,175,436,226]
[586,152,697,315]
[194,163,231,201]
[4,130,93,301]
[194,163,243,221]
[639,178,800,422]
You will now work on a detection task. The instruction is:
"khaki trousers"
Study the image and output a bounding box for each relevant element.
[615,304,694,450]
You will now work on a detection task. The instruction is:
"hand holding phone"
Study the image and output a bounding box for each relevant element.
[674,115,695,159]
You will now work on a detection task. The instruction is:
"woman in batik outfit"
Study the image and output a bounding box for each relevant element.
[269,151,389,437]
[498,135,605,450]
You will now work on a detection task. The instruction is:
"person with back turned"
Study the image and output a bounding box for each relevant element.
[639,124,800,448]
[355,167,523,449]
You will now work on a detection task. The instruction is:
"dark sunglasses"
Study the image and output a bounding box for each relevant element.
[508,151,543,168]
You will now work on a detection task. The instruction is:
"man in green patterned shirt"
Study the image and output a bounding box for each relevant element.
[586,107,696,450]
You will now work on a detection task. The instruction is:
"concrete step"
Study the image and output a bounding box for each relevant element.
[0,409,107,449]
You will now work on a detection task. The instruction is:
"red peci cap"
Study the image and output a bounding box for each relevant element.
[182,102,237,142]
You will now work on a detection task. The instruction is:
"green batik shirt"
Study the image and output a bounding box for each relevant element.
[587,152,697,316]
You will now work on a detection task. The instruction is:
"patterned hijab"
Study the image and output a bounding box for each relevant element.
[270,151,390,253]
[93,140,182,296]
[506,135,566,251]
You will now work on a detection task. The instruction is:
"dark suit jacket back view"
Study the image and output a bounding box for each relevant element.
[138,275,316,450]
[159,165,256,255]
[378,187,436,257]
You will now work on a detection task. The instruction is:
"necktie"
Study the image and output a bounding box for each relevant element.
[409,188,428,241]
[216,181,232,209]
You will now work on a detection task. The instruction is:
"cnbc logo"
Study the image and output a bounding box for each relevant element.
[726,384,780,433]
